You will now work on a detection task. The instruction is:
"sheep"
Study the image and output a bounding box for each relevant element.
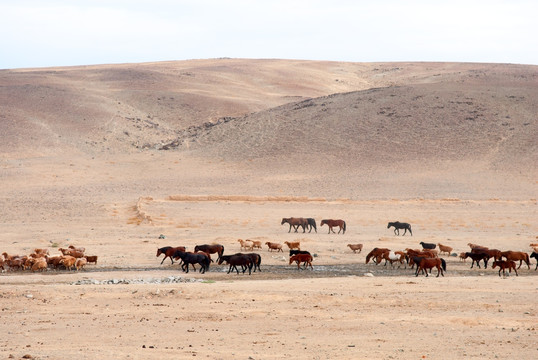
[60,255,77,271]
[265,242,283,252]
[47,256,63,269]
[284,241,301,250]
[68,245,86,253]
[84,255,98,265]
[238,239,254,251]
[437,243,453,256]
[34,248,49,255]
[31,258,48,272]
[59,248,84,258]
[75,257,87,271]
[251,240,262,249]
[347,244,363,253]
[7,258,24,271]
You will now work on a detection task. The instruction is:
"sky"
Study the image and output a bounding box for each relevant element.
[1,0,537,69]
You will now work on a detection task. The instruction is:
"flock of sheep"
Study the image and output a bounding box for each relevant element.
[0,246,98,273]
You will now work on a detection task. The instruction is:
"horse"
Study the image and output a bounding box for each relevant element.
[385,251,406,268]
[415,257,446,277]
[471,247,502,262]
[194,244,224,260]
[320,219,346,234]
[156,246,186,265]
[464,252,489,269]
[530,251,538,270]
[289,250,311,258]
[241,253,262,272]
[306,218,317,233]
[500,251,530,269]
[173,251,210,274]
[492,260,518,277]
[387,221,412,236]
[365,248,390,264]
[281,217,308,233]
[289,253,313,270]
[218,254,253,275]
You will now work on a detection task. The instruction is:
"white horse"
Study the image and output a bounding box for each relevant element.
[387,251,406,269]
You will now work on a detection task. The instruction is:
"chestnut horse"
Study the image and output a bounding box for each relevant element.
[500,251,530,269]
[415,257,446,277]
[156,246,186,265]
[492,260,518,277]
[281,217,308,233]
[365,248,390,264]
[194,244,224,260]
[320,219,346,234]
[289,253,313,270]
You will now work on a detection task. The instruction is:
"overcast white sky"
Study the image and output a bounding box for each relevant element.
[1,0,537,69]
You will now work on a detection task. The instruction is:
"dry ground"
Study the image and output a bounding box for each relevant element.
[1,59,537,359]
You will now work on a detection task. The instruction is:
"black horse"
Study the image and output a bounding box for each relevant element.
[218,254,253,275]
[531,252,538,270]
[289,250,311,257]
[387,221,412,236]
[306,218,317,233]
[173,251,210,274]
[464,252,489,269]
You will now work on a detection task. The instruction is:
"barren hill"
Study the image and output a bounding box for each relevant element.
[0,59,536,200]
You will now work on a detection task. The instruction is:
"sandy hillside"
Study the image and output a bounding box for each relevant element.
[0,59,537,359]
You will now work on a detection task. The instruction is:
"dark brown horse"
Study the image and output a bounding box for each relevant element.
[156,246,186,265]
[492,260,518,277]
[415,257,446,277]
[194,244,224,260]
[320,219,346,234]
[500,251,530,269]
[281,217,308,233]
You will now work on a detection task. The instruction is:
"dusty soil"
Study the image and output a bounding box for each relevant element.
[1,59,537,359]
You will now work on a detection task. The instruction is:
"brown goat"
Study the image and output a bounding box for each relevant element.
[437,243,453,256]
[284,241,301,250]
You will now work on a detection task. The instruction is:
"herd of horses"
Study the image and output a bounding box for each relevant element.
[156,231,538,277]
